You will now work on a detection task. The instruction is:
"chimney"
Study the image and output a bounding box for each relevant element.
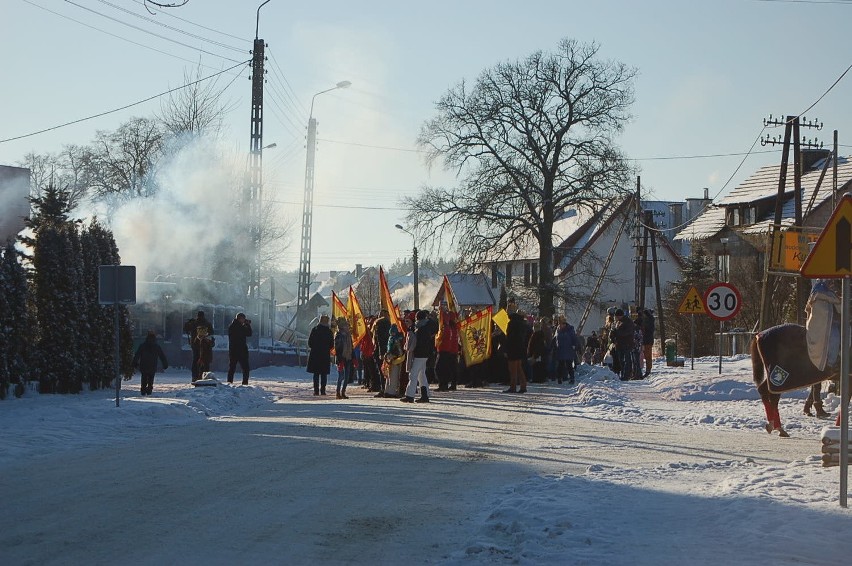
[356,264,363,278]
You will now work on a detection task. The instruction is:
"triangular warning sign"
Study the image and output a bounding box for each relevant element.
[801,195,852,278]
[677,286,706,315]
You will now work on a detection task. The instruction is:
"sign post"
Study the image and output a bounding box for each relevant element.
[800,194,852,508]
[677,286,707,370]
[703,283,742,375]
[98,265,136,407]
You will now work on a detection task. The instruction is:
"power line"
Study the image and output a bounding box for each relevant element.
[64,0,243,63]
[266,198,405,211]
[129,0,246,42]
[317,138,426,153]
[0,59,250,144]
[267,48,309,119]
[755,0,852,4]
[23,0,240,73]
[94,0,247,53]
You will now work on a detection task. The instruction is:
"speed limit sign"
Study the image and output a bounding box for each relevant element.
[703,283,742,321]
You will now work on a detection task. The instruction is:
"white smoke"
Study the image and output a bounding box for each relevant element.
[109,136,245,281]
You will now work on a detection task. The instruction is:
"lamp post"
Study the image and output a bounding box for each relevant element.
[395,224,419,310]
[296,81,352,330]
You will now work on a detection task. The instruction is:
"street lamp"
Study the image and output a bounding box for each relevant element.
[395,224,419,310]
[296,80,351,330]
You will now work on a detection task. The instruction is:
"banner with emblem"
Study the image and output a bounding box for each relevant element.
[331,290,347,322]
[347,286,368,348]
[459,306,492,367]
[379,266,404,333]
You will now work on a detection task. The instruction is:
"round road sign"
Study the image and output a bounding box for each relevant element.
[703,283,742,321]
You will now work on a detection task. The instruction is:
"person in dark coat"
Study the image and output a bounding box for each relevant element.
[183,310,214,382]
[554,316,579,384]
[503,302,528,393]
[307,315,334,395]
[227,313,253,385]
[132,330,168,395]
[611,309,636,381]
[373,309,392,389]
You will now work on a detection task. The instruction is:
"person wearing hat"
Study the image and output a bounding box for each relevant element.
[227,312,253,385]
[183,310,214,382]
[610,308,636,380]
[307,314,334,395]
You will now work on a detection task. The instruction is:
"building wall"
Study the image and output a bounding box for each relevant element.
[0,165,30,242]
[560,224,681,336]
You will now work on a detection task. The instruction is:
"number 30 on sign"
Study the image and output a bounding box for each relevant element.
[703,283,741,321]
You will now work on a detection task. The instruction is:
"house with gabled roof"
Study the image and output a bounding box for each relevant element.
[430,272,497,312]
[675,150,852,279]
[481,194,694,336]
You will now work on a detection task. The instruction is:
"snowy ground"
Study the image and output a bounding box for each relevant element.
[1,355,850,565]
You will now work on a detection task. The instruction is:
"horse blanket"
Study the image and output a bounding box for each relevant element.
[755,323,835,393]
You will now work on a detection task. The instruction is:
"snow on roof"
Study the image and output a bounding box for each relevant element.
[673,205,726,241]
[431,272,497,308]
[481,206,605,263]
[676,156,852,241]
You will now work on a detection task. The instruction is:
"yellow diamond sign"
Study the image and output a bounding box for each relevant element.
[677,286,706,315]
[801,195,852,278]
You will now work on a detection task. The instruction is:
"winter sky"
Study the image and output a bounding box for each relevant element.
[3,0,852,271]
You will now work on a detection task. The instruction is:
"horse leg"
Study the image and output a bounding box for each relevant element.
[757,378,788,437]
[752,336,790,438]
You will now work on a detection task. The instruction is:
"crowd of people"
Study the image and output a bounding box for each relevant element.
[129,299,658,397]
[303,299,658,402]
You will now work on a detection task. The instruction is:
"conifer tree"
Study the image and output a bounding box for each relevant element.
[82,220,133,389]
[24,185,83,393]
[0,242,32,398]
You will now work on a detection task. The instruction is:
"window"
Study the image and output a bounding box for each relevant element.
[531,262,538,285]
[524,262,531,285]
[505,263,513,287]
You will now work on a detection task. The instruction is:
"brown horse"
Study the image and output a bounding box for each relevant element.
[750,323,835,438]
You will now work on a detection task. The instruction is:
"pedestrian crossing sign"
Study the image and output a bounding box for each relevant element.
[677,286,706,315]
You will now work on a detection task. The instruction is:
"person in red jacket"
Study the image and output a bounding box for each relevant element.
[436,302,460,391]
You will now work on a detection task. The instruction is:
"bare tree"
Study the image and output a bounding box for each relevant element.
[17,152,62,199]
[88,117,164,200]
[158,64,235,139]
[410,39,635,316]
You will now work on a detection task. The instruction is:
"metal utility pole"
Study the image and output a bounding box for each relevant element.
[296,115,317,330]
[245,1,270,345]
[296,81,350,331]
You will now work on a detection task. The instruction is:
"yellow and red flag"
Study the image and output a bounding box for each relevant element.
[331,290,347,322]
[442,275,460,314]
[459,306,492,367]
[379,266,404,333]
[347,286,368,348]
[437,274,460,345]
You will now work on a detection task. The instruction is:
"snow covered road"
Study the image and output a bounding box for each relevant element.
[1,358,850,565]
